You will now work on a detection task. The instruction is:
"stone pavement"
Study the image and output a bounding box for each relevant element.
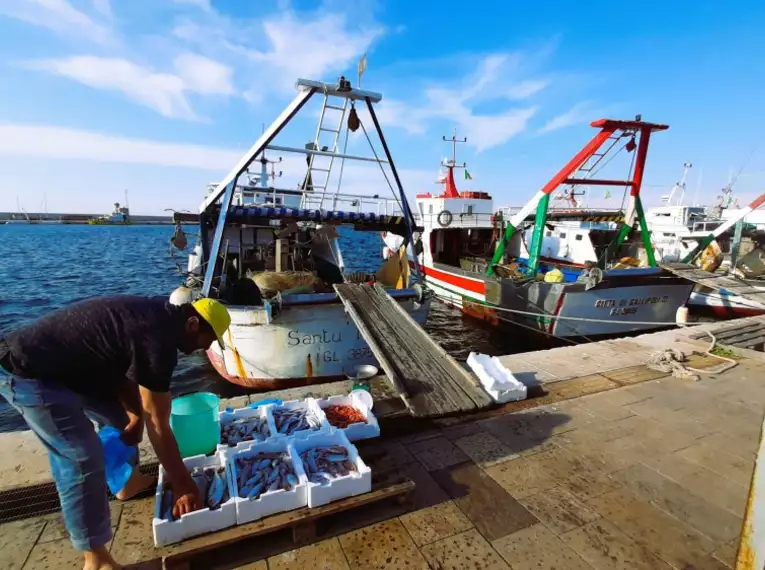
[5,347,761,569]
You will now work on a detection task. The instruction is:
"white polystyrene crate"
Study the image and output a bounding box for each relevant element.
[269,398,329,440]
[315,393,380,442]
[152,451,236,547]
[217,404,278,454]
[226,440,308,525]
[289,430,371,508]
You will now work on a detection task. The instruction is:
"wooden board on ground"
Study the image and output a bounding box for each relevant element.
[660,263,765,304]
[162,471,415,570]
[334,283,493,418]
[691,321,765,350]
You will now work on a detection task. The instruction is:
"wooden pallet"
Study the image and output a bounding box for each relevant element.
[162,472,415,570]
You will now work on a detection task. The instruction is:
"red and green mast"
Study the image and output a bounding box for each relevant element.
[487,118,669,276]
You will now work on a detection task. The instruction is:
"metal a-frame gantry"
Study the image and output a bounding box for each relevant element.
[198,78,421,297]
[488,117,669,276]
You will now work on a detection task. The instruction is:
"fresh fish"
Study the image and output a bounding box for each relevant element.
[191,468,209,500]
[207,470,225,509]
[326,454,347,463]
[267,479,280,492]
[246,481,263,499]
[161,488,175,521]
[286,474,298,488]
[257,458,271,470]
[238,461,252,489]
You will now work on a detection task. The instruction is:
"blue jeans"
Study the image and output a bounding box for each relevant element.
[0,368,131,551]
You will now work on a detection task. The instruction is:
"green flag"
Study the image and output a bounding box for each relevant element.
[464,169,472,180]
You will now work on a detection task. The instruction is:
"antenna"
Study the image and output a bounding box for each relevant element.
[441,128,467,169]
[694,166,702,206]
[124,189,129,210]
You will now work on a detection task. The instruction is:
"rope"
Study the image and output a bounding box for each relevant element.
[358,119,405,215]
[646,330,737,381]
[619,146,637,213]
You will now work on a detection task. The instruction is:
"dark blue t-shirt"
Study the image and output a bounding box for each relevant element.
[0,296,183,395]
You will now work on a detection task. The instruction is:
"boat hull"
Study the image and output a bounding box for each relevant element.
[419,264,694,338]
[206,295,430,389]
[687,289,765,319]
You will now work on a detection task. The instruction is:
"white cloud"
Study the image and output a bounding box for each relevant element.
[25,53,235,119]
[173,53,235,96]
[172,0,213,11]
[91,0,111,19]
[367,52,545,151]
[0,124,241,169]
[539,102,596,134]
[0,0,112,44]
[0,124,434,199]
[461,108,538,152]
[232,12,382,94]
[505,79,548,100]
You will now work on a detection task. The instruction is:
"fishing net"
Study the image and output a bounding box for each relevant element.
[249,271,321,297]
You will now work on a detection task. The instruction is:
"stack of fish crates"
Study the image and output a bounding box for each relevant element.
[153,394,377,545]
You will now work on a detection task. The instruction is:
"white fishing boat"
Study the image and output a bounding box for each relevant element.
[490,166,765,320]
[384,119,696,340]
[171,77,429,389]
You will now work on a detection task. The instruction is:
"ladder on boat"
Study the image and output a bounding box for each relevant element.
[334,283,494,418]
[302,91,350,208]
[660,262,765,305]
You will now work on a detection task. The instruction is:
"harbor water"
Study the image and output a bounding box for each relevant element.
[0,224,526,433]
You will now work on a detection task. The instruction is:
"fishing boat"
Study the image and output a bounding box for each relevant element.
[503,163,765,319]
[170,77,429,389]
[89,202,131,225]
[384,118,696,340]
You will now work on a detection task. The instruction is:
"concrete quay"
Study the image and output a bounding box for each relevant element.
[1,316,764,569]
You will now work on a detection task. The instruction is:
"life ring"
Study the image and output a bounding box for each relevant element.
[437,210,453,227]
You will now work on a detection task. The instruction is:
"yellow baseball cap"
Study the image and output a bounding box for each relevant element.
[192,298,231,350]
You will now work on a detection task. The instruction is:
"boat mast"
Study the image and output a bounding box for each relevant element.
[441,129,467,198]
[666,162,692,206]
[488,117,668,275]
[199,77,421,297]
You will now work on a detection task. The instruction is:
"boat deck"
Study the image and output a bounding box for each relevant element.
[334,283,494,417]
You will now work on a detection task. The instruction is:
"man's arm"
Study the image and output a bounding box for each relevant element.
[115,380,144,446]
[138,385,202,517]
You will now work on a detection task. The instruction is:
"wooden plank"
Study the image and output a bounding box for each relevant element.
[660,263,765,303]
[162,479,416,569]
[739,335,765,349]
[334,283,492,418]
[716,328,765,346]
[368,285,491,408]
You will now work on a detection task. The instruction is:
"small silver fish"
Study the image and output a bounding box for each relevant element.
[238,461,252,489]
[207,470,225,509]
[246,481,263,499]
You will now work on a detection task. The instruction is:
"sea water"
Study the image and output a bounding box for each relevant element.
[0,224,520,432]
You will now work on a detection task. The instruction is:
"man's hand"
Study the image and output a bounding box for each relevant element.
[139,385,206,518]
[120,413,144,447]
[172,480,203,518]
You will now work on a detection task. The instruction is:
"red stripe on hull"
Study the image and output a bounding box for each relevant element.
[687,305,765,320]
[206,349,346,390]
[414,263,486,295]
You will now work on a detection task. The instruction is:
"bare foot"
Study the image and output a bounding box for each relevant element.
[116,467,157,501]
[83,546,123,570]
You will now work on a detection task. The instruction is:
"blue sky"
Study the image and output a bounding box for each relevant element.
[0,0,763,215]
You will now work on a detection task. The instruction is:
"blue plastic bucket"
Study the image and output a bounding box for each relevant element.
[170,392,220,458]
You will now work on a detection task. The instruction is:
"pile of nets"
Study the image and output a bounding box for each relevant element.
[248,271,322,297]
